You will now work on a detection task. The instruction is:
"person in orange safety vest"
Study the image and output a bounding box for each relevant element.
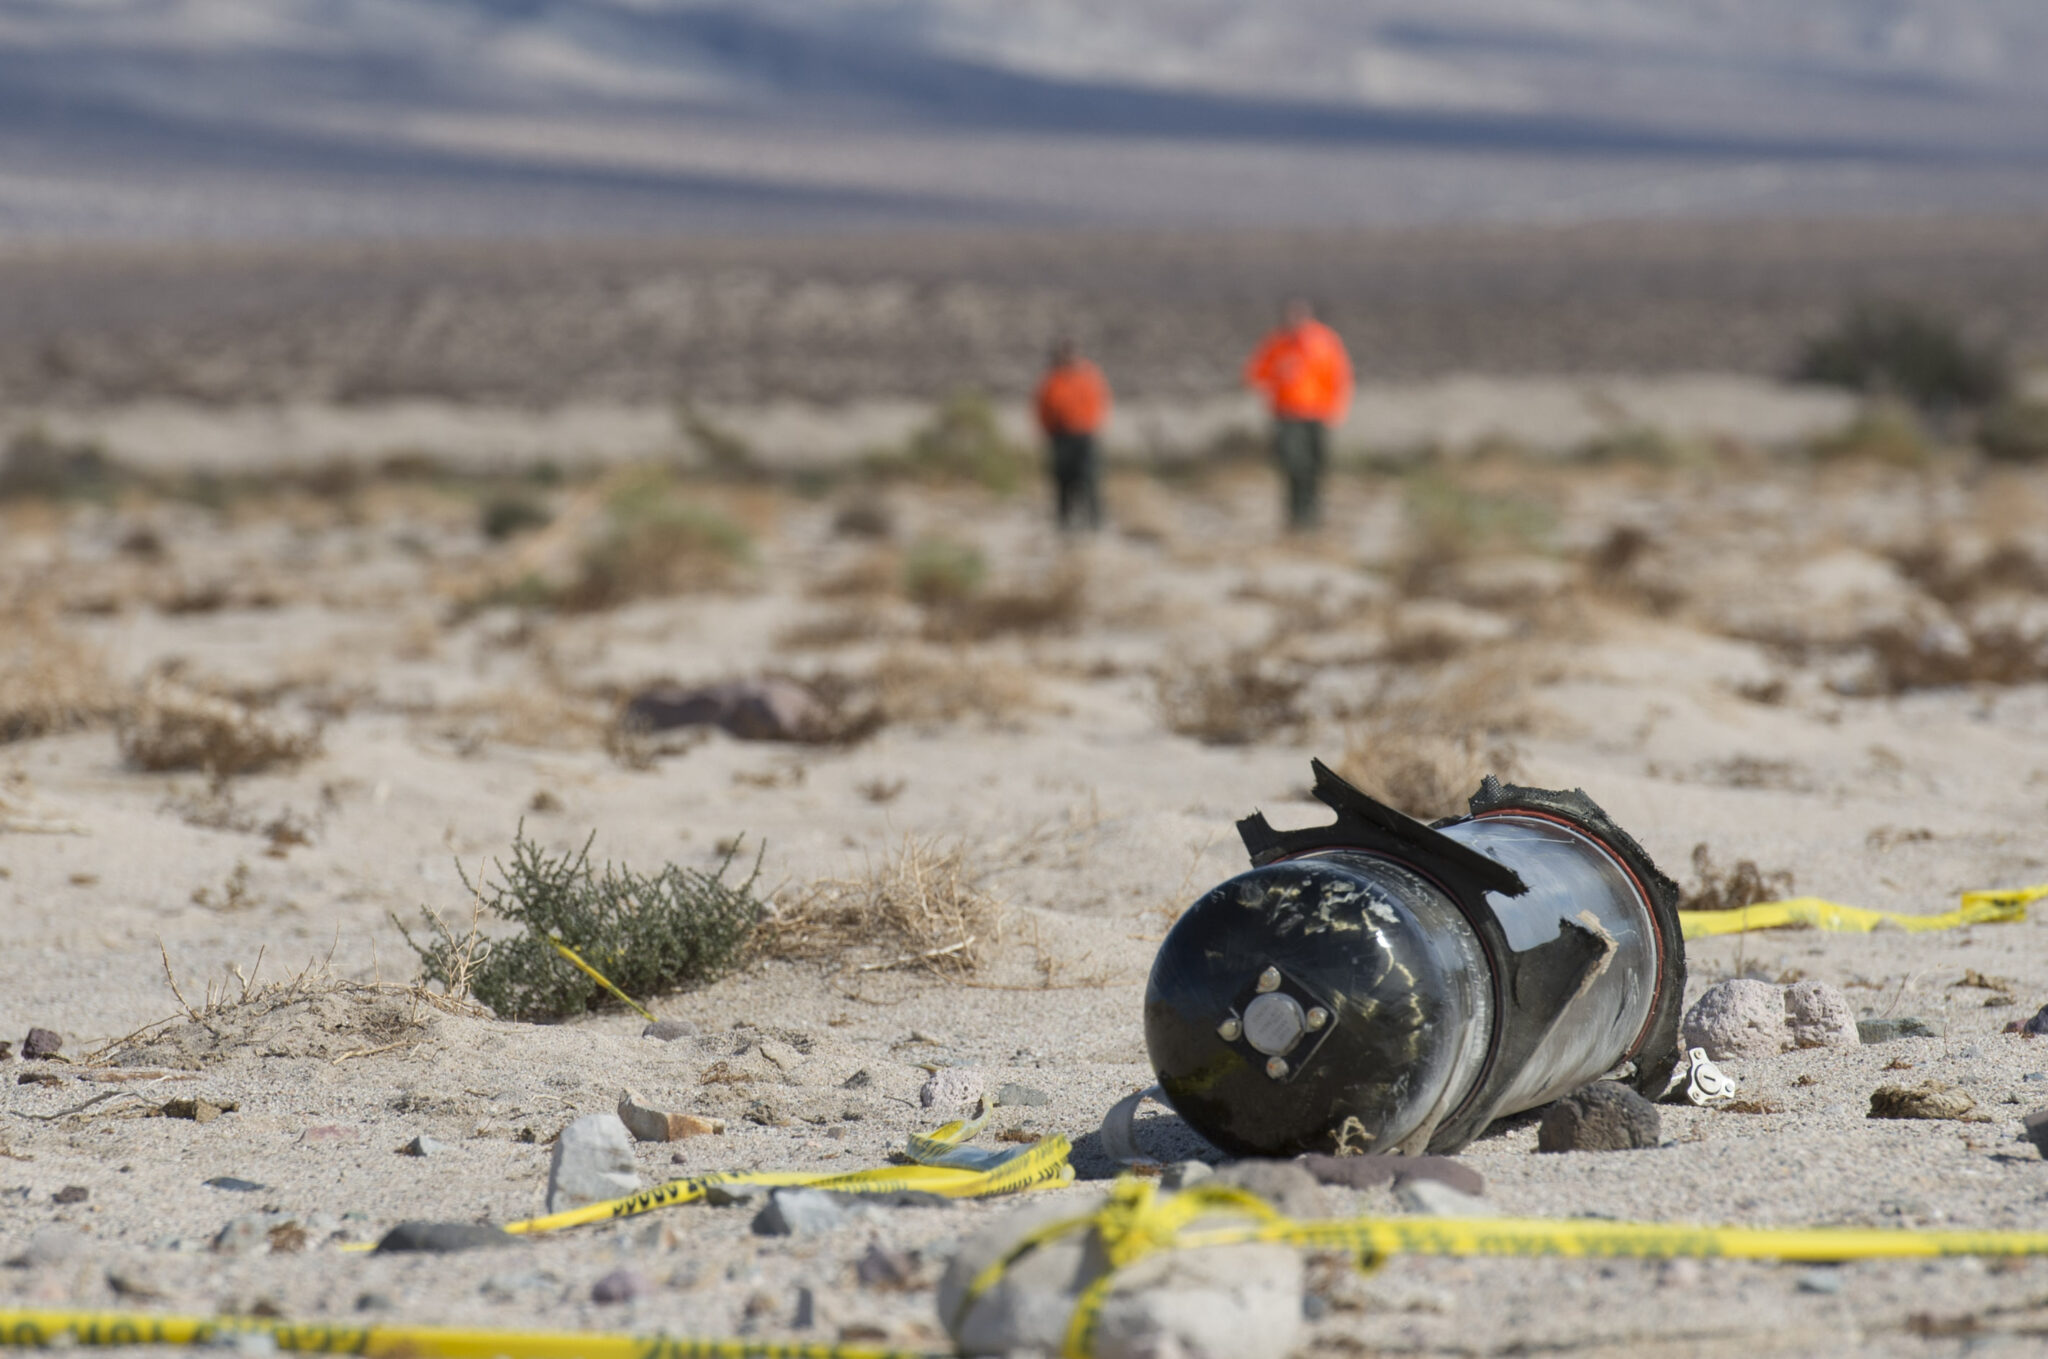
[1034,338,1112,531]
[1244,299,1353,530]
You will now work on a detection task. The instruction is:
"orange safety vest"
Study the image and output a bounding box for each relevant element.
[1035,359,1112,437]
[1244,319,1354,424]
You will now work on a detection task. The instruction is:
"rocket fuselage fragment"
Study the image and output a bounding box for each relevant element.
[1144,763,1686,1156]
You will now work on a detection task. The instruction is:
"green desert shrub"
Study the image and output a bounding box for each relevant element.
[1796,302,2007,413]
[1808,400,1934,467]
[901,535,987,606]
[563,471,753,608]
[1977,399,2048,463]
[398,829,764,1021]
[894,391,1031,494]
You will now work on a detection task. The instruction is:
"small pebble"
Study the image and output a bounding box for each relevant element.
[52,1186,88,1205]
[374,1222,515,1254]
[855,1244,919,1290]
[21,1029,61,1061]
[840,1070,872,1090]
[400,1136,449,1158]
[590,1267,648,1304]
[995,1083,1052,1108]
[1538,1083,1661,1152]
[641,1019,697,1042]
[353,1294,395,1313]
[752,1188,849,1237]
[1857,1017,1938,1044]
[791,1285,816,1329]
[1956,1044,1983,1061]
[1797,1267,1844,1295]
[203,1177,266,1193]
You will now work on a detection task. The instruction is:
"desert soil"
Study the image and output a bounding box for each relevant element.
[4,409,2048,1357]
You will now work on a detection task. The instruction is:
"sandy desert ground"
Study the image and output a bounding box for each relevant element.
[6,351,2048,1356]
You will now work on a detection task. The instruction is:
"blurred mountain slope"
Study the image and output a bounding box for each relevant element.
[3,1,2047,236]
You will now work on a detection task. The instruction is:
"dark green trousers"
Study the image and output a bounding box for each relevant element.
[1274,418,1327,530]
[1049,432,1102,531]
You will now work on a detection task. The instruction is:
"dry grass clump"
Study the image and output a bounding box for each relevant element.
[775,604,903,650]
[559,472,753,610]
[761,835,999,975]
[1808,401,1935,467]
[433,686,610,754]
[1156,649,1307,746]
[924,560,1088,642]
[1336,724,1519,822]
[118,680,321,777]
[810,548,901,600]
[869,649,1037,725]
[0,608,118,742]
[1854,622,2048,693]
[1888,540,2048,606]
[1680,844,1794,912]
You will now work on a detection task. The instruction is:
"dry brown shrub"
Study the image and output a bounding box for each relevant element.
[809,549,900,600]
[434,686,609,754]
[1680,843,1794,912]
[118,680,321,777]
[869,650,1036,725]
[761,835,1000,975]
[0,608,118,742]
[1857,622,2048,692]
[1336,724,1520,822]
[1333,649,1543,819]
[1156,649,1307,745]
[775,604,900,651]
[1889,541,2048,606]
[924,561,1087,642]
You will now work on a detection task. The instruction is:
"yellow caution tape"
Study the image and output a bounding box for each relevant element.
[0,1309,944,1359]
[958,1176,2048,1359]
[548,937,658,1023]
[332,1098,1070,1253]
[1678,883,2047,939]
[505,1097,1072,1236]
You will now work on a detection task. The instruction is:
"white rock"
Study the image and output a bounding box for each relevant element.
[1784,980,1860,1050]
[1681,978,1789,1060]
[919,1067,984,1110]
[939,1194,1302,1359]
[547,1114,640,1214]
[1393,1180,1494,1217]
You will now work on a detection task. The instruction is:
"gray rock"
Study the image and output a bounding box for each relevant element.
[856,1244,920,1290]
[1210,1160,1327,1218]
[546,1114,641,1215]
[792,1285,816,1329]
[1784,981,1860,1050]
[1957,1044,1983,1061]
[1796,1267,1844,1295]
[2022,1108,2048,1157]
[840,1069,872,1090]
[212,1214,295,1256]
[641,1019,697,1042]
[1682,979,1788,1060]
[757,1039,805,1071]
[202,1177,265,1193]
[1858,1016,1939,1043]
[1393,1180,1494,1217]
[1160,1161,1214,1191]
[996,1083,1053,1108]
[1296,1154,1486,1197]
[11,1225,85,1268]
[353,1294,395,1313]
[400,1136,449,1158]
[374,1222,514,1254]
[21,1028,61,1060]
[754,1188,852,1237]
[622,678,825,742]
[590,1267,648,1304]
[1538,1082,1662,1152]
[940,1194,1303,1359]
[704,1183,771,1207]
[919,1067,984,1110]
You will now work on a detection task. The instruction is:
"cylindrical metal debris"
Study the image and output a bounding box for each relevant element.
[1144,762,1686,1156]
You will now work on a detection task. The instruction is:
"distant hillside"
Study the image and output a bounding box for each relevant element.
[3,1,2048,237]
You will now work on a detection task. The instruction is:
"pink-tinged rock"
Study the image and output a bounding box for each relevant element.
[298,1125,359,1144]
[1784,980,1860,1049]
[1681,979,1788,1060]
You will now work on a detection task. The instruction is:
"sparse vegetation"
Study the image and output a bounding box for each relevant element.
[1976,399,2048,463]
[397,829,765,1022]
[1808,400,1935,466]
[887,391,1032,494]
[1156,649,1307,745]
[762,834,998,976]
[479,491,552,541]
[1337,724,1517,822]
[562,471,754,609]
[901,536,987,606]
[1680,844,1794,912]
[867,649,1037,726]
[0,608,117,742]
[1796,302,2007,414]
[0,427,125,501]
[923,561,1087,642]
[117,681,321,777]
